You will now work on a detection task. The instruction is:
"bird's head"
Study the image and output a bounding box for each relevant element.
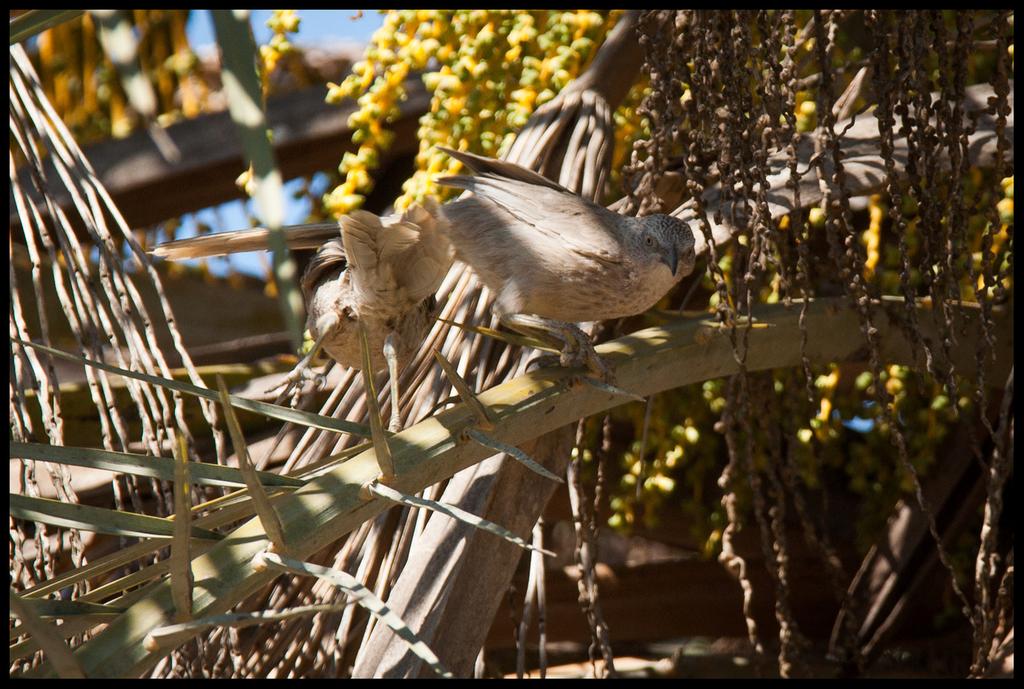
[636,214,697,280]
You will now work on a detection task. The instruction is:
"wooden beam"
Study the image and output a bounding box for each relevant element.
[11,76,430,229]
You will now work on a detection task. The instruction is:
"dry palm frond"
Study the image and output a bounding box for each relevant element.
[10,43,227,597]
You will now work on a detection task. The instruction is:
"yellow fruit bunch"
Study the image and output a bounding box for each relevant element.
[324,10,634,216]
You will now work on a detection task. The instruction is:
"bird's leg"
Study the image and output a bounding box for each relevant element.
[383,332,402,432]
[266,312,337,404]
[500,313,614,384]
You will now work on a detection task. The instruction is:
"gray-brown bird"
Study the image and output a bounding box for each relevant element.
[435,147,697,380]
[152,201,453,430]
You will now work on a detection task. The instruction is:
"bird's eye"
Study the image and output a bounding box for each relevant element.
[644,235,655,247]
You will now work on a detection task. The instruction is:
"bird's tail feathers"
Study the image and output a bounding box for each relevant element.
[151,223,341,260]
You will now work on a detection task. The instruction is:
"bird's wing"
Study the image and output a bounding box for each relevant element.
[151,223,341,260]
[341,204,453,306]
[341,210,410,304]
[569,246,622,268]
[394,199,454,303]
[438,147,568,193]
[300,237,347,304]
[436,148,621,256]
[340,210,419,272]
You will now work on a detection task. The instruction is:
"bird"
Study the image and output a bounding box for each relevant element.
[153,147,695,401]
[151,201,453,430]
[434,146,697,381]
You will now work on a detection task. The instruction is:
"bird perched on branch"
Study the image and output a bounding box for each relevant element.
[152,202,453,430]
[435,147,696,381]
[154,147,694,408]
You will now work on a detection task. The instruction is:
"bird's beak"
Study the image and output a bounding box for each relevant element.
[663,246,679,276]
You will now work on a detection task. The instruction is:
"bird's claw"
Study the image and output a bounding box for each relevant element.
[266,360,326,404]
[585,354,616,387]
[526,353,561,372]
[532,340,616,387]
[568,338,616,386]
[504,314,615,385]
